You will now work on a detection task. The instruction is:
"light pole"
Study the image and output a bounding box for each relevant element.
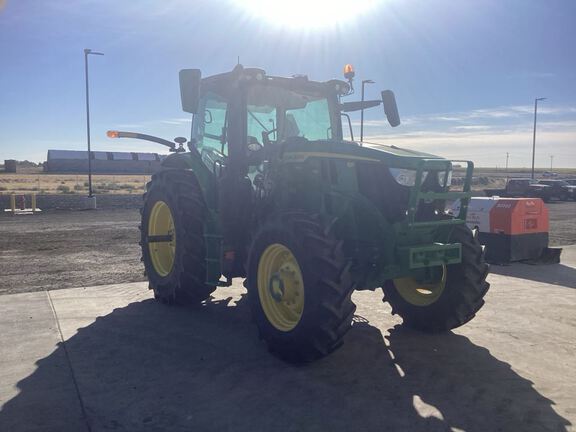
[360,79,374,142]
[531,97,546,179]
[84,48,104,198]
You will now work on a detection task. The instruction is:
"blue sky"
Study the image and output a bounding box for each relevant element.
[0,0,575,167]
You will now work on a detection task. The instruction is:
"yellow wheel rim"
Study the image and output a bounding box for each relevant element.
[393,265,447,307]
[148,200,176,277]
[257,243,305,332]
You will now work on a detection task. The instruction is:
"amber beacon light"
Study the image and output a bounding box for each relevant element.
[343,64,355,80]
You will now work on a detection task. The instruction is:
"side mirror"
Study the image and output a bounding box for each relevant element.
[381,90,400,127]
[179,69,201,113]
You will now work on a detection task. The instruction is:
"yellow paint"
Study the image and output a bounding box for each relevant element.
[257,243,305,331]
[148,200,176,277]
[393,265,447,306]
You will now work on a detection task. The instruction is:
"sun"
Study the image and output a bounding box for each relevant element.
[234,0,380,29]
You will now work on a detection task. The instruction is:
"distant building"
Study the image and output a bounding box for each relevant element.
[45,150,165,174]
[4,160,17,173]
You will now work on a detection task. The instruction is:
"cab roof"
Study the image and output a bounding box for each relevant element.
[201,64,349,96]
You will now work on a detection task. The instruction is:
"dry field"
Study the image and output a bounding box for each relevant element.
[0,172,151,195]
[2,166,575,195]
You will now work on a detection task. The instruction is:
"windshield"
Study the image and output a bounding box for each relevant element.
[246,84,334,145]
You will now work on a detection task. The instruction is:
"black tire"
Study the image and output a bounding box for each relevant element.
[247,213,356,363]
[140,169,215,305]
[383,224,490,332]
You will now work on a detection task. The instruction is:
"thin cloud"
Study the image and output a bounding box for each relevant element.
[451,125,492,131]
[114,123,144,129]
[409,104,576,124]
[364,127,576,168]
[362,100,576,168]
[160,118,191,125]
[516,71,557,79]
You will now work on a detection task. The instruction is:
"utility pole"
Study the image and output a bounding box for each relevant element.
[550,155,554,170]
[531,97,546,179]
[505,152,509,171]
[84,48,104,199]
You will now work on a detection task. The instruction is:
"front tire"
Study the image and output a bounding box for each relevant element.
[141,170,215,305]
[247,213,356,363]
[383,224,490,332]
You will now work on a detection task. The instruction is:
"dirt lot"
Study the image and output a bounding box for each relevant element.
[548,201,576,246]
[1,202,575,295]
[0,209,145,295]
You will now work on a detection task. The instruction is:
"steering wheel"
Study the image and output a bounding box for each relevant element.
[261,129,278,146]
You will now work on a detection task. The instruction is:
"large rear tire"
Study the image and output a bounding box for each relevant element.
[247,213,356,363]
[383,224,490,332]
[140,170,215,305]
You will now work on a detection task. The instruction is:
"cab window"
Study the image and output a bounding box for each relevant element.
[198,91,228,157]
[246,85,333,145]
[286,98,332,141]
[247,105,277,146]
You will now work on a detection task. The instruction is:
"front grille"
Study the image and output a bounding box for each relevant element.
[356,162,409,223]
[356,162,445,224]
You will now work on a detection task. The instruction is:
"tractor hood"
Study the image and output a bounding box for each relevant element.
[280,139,447,170]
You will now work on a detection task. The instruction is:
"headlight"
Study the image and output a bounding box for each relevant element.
[437,170,453,187]
[389,168,428,187]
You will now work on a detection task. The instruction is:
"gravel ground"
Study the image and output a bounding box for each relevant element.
[0,209,145,295]
[0,202,575,295]
[547,201,576,246]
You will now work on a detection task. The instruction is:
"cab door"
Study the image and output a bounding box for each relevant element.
[193,91,229,175]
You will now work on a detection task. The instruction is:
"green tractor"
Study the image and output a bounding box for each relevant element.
[108,64,489,363]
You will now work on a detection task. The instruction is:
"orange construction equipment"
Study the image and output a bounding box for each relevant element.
[452,197,560,263]
[489,198,549,236]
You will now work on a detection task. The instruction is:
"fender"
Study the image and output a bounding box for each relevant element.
[161,152,218,211]
[160,152,223,286]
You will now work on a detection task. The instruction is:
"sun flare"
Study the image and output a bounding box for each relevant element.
[235,0,380,29]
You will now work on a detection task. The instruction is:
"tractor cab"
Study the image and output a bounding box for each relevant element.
[181,65,400,181]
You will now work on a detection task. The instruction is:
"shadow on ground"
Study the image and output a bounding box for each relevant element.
[490,261,576,289]
[0,294,570,432]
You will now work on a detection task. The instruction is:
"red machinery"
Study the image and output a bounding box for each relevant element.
[451,197,560,263]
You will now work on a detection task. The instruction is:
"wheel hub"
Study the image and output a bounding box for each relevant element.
[269,273,285,302]
[393,265,447,307]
